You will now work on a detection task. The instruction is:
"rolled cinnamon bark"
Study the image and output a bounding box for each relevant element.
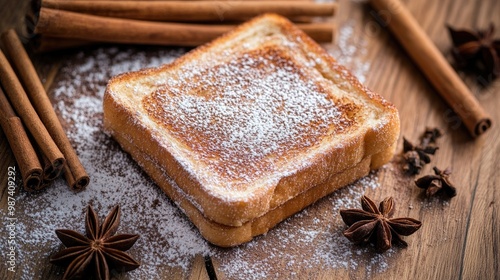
[34,8,333,46]
[0,87,43,191]
[369,0,491,137]
[32,23,334,52]
[0,50,66,172]
[41,0,336,22]
[32,35,95,53]
[34,8,245,46]
[1,29,89,190]
[33,140,65,182]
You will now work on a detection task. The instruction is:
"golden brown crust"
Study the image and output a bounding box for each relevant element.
[112,130,396,247]
[103,14,400,228]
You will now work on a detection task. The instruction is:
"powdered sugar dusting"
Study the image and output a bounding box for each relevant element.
[325,20,370,83]
[1,20,394,280]
[213,171,396,280]
[145,48,346,186]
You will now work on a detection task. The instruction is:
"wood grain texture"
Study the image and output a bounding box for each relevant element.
[341,0,500,279]
[1,0,499,279]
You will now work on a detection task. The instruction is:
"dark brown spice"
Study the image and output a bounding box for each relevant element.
[402,128,442,175]
[447,23,500,79]
[339,196,422,253]
[50,205,140,280]
[415,166,457,197]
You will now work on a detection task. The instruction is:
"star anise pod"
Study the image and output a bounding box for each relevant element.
[448,23,500,78]
[50,205,140,280]
[402,128,442,175]
[420,127,443,147]
[415,166,457,197]
[340,196,422,253]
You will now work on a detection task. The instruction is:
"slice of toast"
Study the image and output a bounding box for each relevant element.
[112,130,396,247]
[103,14,400,229]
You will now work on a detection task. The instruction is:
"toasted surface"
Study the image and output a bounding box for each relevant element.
[103,14,400,227]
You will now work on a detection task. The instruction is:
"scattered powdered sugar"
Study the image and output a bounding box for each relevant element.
[213,171,396,280]
[325,20,371,83]
[1,47,213,279]
[1,20,395,280]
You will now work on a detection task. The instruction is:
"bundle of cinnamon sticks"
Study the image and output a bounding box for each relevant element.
[32,0,337,52]
[0,29,89,191]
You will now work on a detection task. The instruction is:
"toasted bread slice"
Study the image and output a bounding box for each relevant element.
[103,14,400,228]
[112,130,396,247]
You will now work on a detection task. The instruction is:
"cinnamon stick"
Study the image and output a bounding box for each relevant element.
[1,29,90,190]
[35,140,64,181]
[27,133,59,190]
[33,23,334,52]
[298,23,335,43]
[0,87,43,191]
[32,35,96,53]
[41,0,336,22]
[369,0,492,137]
[0,50,65,173]
[34,8,333,46]
[30,136,59,189]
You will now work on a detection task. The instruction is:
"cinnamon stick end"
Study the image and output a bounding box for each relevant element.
[73,176,90,191]
[474,118,492,137]
[24,170,43,191]
[43,158,65,181]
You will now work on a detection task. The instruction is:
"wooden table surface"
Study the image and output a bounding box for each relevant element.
[1,0,499,279]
